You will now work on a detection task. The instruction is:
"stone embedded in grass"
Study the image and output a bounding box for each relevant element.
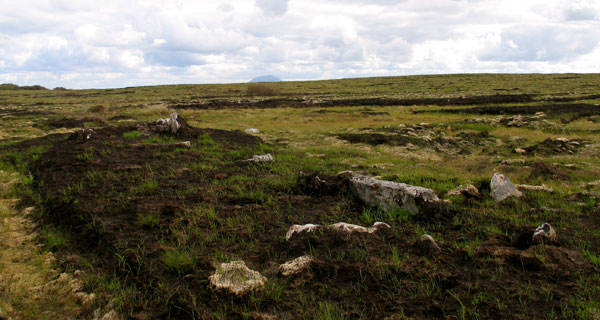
[209,261,267,296]
[515,148,527,155]
[490,173,523,202]
[446,184,481,199]
[156,112,180,133]
[242,153,273,163]
[339,171,441,215]
[279,255,314,276]
[500,159,526,166]
[285,222,391,241]
[414,234,442,257]
[285,224,321,240]
[532,223,559,245]
[516,184,554,193]
[245,128,260,134]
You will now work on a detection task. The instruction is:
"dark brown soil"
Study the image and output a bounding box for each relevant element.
[7,118,598,319]
[432,103,600,117]
[524,138,585,155]
[170,94,534,110]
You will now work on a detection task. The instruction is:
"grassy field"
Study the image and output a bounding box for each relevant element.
[1,74,599,319]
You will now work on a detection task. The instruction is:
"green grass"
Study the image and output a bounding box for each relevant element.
[123,130,142,139]
[162,249,195,274]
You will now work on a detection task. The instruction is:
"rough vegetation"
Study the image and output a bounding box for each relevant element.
[1,74,600,319]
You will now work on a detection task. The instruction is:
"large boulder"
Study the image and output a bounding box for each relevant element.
[209,261,267,296]
[490,173,522,202]
[339,171,441,214]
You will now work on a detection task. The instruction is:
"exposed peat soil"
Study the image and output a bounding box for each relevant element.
[4,118,596,319]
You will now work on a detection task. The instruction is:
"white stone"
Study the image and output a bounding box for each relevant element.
[516,184,554,193]
[209,261,267,296]
[490,173,523,202]
[279,255,314,276]
[515,148,527,155]
[156,112,180,133]
[329,221,391,234]
[245,128,260,134]
[285,224,321,240]
[340,171,441,214]
[243,153,273,163]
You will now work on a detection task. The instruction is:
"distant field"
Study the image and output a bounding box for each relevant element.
[1,74,599,319]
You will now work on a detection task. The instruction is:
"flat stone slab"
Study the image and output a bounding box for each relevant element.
[339,171,441,214]
[285,222,391,241]
[279,255,314,276]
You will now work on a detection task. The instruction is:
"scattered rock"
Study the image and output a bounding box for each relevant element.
[446,184,481,199]
[285,222,391,241]
[286,224,321,241]
[501,159,526,166]
[524,138,585,155]
[156,112,181,133]
[490,173,523,202]
[514,148,527,155]
[209,261,267,296]
[532,223,559,245]
[279,255,314,276]
[516,184,554,193]
[414,234,442,256]
[245,128,260,134]
[329,221,391,234]
[242,153,273,163]
[339,171,442,214]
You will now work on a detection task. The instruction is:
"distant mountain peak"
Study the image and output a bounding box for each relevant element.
[248,75,282,83]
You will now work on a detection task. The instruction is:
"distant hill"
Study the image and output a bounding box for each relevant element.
[248,75,282,83]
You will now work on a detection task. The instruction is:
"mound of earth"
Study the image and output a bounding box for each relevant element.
[338,124,499,155]
[7,117,598,319]
[524,138,585,155]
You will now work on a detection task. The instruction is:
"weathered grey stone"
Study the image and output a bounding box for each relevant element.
[516,184,554,193]
[285,224,321,240]
[285,222,391,241]
[243,153,273,163]
[245,128,260,134]
[490,173,523,202]
[279,255,314,276]
[209,261,267,296]
[414,234,442,256]
[156,112,180,133]
[446,184,481,199]
[339,171,441,214]
[532,223,559,245]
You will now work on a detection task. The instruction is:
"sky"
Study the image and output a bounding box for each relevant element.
[0,0,599,89]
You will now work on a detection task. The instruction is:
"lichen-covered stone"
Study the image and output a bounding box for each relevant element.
[490,173,523,202]
[279,255,314,276]
[340,171,441,214]
[209,261,267,296]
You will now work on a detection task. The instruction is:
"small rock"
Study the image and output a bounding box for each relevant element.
[516,184,554,193]
[242,153,273,163]
[419,122,430,127]
[245,128,260,134]
[209,261,267,296]
[490,173,523,202]
[329,221,391,234]
[279,255,314,276]
[532,223,559,245]
[414,234,442,256]
[75,292,96,306]
[500,159,526,166]
[285,224,321,240]
[446,184,481,199]
[555,137,569,143]
[515,148,527,155]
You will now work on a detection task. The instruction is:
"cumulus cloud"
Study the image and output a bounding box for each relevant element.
[0,0,598,88]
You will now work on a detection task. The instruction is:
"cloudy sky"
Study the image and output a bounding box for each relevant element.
[0,0,599,89]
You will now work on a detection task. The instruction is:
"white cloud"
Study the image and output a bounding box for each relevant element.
[0,0,598,88]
